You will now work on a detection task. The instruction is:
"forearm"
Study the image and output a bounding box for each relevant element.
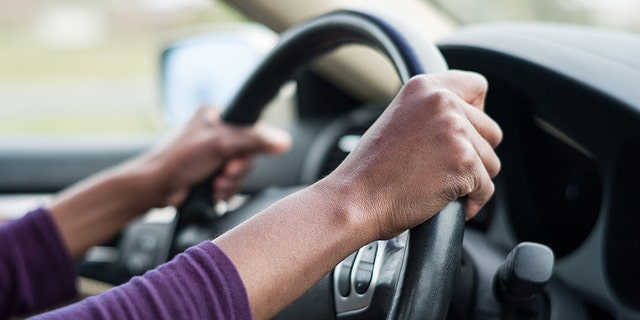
[0,209,77,318]
[214,179,377,320]
[46,106,291,261]
[32,242,250,320]
[48,156,159,260]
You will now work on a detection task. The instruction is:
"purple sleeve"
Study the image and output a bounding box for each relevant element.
[33,241,253,320]
[0,208,78,318]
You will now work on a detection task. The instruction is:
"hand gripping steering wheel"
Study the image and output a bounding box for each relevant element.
[180,9,465,319]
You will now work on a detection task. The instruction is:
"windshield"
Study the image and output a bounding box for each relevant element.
[427,0,640,32]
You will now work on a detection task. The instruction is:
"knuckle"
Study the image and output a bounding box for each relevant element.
[403,76,457,104]
[470,72,489,92]
[397,76,431,101]
[424,88,458,110]
[448,173,475,200]
[454,146,478,176]
[437,112,467,137]
[446,141,480,197]
[404,75,433,92]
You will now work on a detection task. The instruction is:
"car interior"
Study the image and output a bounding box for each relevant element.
[1,0,639,319]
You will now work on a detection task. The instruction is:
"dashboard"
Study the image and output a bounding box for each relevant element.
[442,23,640,318]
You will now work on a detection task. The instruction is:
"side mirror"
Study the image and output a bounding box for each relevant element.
[160,23,277,127]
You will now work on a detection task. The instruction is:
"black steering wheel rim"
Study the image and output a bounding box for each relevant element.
[221,9,447,125]
[187,9,466,319]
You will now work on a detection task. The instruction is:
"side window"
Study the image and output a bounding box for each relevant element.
[0,0,246,136]
[161,25,278,127]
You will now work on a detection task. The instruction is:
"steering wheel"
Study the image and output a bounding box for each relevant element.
[180,9,465,320]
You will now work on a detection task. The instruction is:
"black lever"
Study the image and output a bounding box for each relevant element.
[494,242,554,304]
[177,173,218,223]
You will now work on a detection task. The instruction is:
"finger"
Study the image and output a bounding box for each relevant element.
[425,70,489,110]
[462,103,503,149]
[468,127,502,178]
[213,157,254,200]
[194,104,291,157]
[222,157,253,179]
[465,161,495,220]
[220,123,292,157]
[422,89,501,149]
[213,175,242,201]
[214,183,240,201]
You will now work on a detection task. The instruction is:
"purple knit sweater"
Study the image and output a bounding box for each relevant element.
[0,208,252,319]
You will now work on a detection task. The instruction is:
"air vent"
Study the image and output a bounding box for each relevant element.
[317,124,369,179]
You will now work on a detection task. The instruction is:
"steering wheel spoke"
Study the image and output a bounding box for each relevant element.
[334,233,408,318]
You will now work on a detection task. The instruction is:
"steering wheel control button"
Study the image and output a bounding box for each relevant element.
[334,239,394,315]
[354,262,374,294]
[494,242,555,303]
[360,242,378,264]
[338,252,358,297]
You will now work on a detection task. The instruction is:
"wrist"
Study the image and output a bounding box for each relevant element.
[310,175,381,243]
[48,159,159,259]
[112,154,170,210]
